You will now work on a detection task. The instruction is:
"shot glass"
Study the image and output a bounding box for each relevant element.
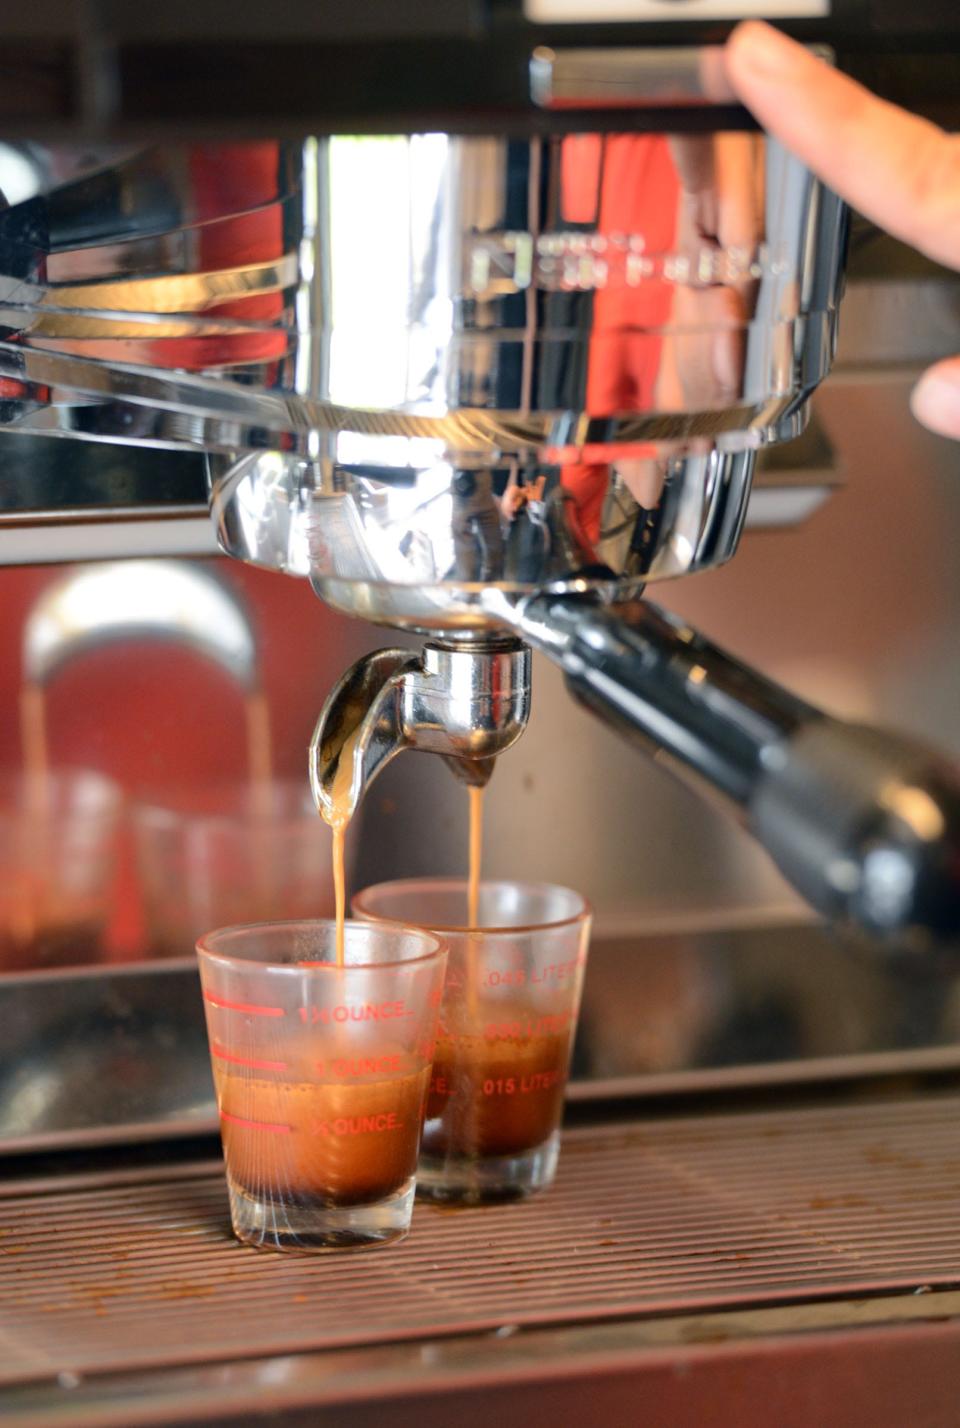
[353,879,591,1204]
[0,770,122,971]
[197,920,446,1252]
[135,782,348,959]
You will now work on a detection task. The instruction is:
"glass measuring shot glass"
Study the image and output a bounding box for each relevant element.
[353,880,591,1204]
[197,920,446,1252]
[135,782,348,959]
[0,770,122,972]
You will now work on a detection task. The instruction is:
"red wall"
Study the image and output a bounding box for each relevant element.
[0,557,366,953]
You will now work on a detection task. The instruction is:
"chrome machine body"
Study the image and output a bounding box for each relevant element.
[209,113,842,620]
[0,37,956,940]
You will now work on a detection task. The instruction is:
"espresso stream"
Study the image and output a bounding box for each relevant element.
[467,784,483,930]
[19,683,49,809]
[318,725,364,968]
[244,688,275,823]
[318,749,571,1170]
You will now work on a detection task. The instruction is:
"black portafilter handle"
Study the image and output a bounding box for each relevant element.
[515,596,960,945]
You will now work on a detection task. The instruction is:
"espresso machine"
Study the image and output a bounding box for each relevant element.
[2,4,960,1424]
[1,31,957,941]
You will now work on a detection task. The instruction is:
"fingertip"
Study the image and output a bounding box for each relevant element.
[725,20,802,85]
[726,19,774,55]
[724,20,763,86]
[911,361,960,441]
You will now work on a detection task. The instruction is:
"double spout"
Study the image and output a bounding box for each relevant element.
[309,639,531,828]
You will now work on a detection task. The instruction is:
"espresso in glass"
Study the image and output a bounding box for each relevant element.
[354,879,591,1203]
[198,919,446,1250]
[216,1064,431,1208]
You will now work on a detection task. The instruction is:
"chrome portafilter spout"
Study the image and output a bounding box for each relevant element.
[512,595,960,948]
[309,639,531,827]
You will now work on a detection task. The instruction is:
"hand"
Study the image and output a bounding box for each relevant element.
[725,20,960,440]
[500,484,527,521]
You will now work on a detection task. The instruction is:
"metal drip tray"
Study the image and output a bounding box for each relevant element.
[3,1094,960,1424]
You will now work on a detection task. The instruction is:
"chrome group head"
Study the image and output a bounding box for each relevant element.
[207,127,845,633]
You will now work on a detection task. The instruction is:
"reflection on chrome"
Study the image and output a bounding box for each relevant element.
[0,125,844,616]
[209,446,756,629]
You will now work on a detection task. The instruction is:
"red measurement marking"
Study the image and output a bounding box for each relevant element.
[203,992,285,1018]
[220,1110,291,1135]
[212,1043,288,1072]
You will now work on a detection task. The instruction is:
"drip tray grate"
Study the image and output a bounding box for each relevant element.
[3,1094,960,1387]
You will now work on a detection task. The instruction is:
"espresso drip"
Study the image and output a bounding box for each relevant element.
[244,686,275,819]
[467,784,484,929]
[331,826,347,965]
[317,724,363,968]
[19,682,49,811]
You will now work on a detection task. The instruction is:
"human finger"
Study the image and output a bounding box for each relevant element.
[725,21,960,271]
[911,357,960,440]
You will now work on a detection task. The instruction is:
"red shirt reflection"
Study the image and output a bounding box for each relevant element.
[556,135,680,550]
